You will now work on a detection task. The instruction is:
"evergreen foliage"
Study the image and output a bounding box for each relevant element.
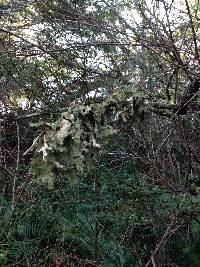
[0,0,200,266]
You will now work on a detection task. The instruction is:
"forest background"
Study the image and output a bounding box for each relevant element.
[0,0,200,266]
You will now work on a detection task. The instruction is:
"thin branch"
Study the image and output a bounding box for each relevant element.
[184,0,199,59]
[0,27,48,54]
[11,122,20,211]
[23,132,44,156]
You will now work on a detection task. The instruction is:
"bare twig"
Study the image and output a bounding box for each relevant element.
[11,122,20,211]
[23,132,44,156]
[184,0,199,59]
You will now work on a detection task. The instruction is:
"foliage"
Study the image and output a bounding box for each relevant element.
[0,0,200,266]
[0,164,200,266]
[30,94,138,188]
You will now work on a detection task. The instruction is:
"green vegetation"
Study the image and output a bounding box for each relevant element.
[1,163,200,266]
[0,0,200,266]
